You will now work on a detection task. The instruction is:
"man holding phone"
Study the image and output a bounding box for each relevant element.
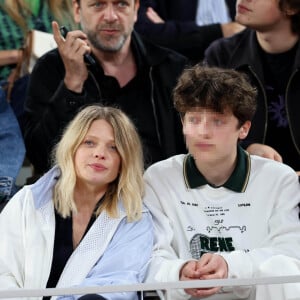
[23,0,187,176]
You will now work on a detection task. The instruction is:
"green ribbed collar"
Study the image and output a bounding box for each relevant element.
[183,145,251,193]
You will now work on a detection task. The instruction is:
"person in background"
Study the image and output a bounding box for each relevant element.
[23,0,187,177]
[0,86,25,211]
[205,0,300,174]
[144,65,300,300]
[0,105,153,300]
[0,0,76,194]
[0,0,76,123]
[0,0,75,82]
[135,0,245,62]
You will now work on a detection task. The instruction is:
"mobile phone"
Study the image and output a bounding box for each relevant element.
[59,26,96,66]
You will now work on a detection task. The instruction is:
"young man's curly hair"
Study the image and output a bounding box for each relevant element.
[173,64,257,127]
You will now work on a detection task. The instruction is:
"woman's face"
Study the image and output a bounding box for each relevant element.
[74,119,121,190]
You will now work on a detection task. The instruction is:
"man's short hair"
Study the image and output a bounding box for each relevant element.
[173,64,257,127]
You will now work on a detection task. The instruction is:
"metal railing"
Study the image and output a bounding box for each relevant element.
[1,275,300,300]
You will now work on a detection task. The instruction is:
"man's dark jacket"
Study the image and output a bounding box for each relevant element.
[205,28,300,156]
[24,31,188,174]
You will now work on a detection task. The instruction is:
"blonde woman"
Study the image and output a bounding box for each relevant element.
[0,105,153,300]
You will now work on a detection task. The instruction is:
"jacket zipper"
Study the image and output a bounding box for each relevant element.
[247,65,268,144]
[88,70,102,99]
[149,66,162,147]
[285,69,300,155]
[248,65,300,156]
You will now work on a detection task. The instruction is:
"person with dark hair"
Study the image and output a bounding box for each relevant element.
[205,0,300,174]
[0,105,153,300]
[135,0,244,62]
[143,65,300,300]
[23,0,187,177]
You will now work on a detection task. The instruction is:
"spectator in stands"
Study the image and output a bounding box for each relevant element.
[144,65,300,300]
[0,0,76,124]
[0,87,25,211]
[0,105,153,300]
[0,0,77,191]
[135,0,245,62]
[205,0,300,174]
[23,0,187,177]
[0,0,75,82]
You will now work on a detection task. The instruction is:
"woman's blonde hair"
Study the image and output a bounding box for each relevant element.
[52,105,144,222]
[0,0,74,31]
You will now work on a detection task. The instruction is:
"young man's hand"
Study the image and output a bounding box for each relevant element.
[180,253,228,298]
[221,22,245,37]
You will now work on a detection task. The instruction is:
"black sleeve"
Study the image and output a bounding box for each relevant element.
[204,37,231,67]
[78,295,107,300]
[23,50,87,174]
[135,0,223,62]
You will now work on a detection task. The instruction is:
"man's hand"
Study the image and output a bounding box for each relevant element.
[246,143,283,162]
[180,254,228,298]
[52,21,90,93]
[146,7,165,24]
[221,22,245,37]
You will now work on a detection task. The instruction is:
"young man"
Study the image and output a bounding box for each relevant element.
[23,0,187,176]
[144,65,300,300]
[204,0,300,174]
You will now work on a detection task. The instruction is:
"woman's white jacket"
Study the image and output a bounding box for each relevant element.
[0,167,153,300]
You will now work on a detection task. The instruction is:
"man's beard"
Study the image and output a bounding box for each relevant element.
[86,25,132,53]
